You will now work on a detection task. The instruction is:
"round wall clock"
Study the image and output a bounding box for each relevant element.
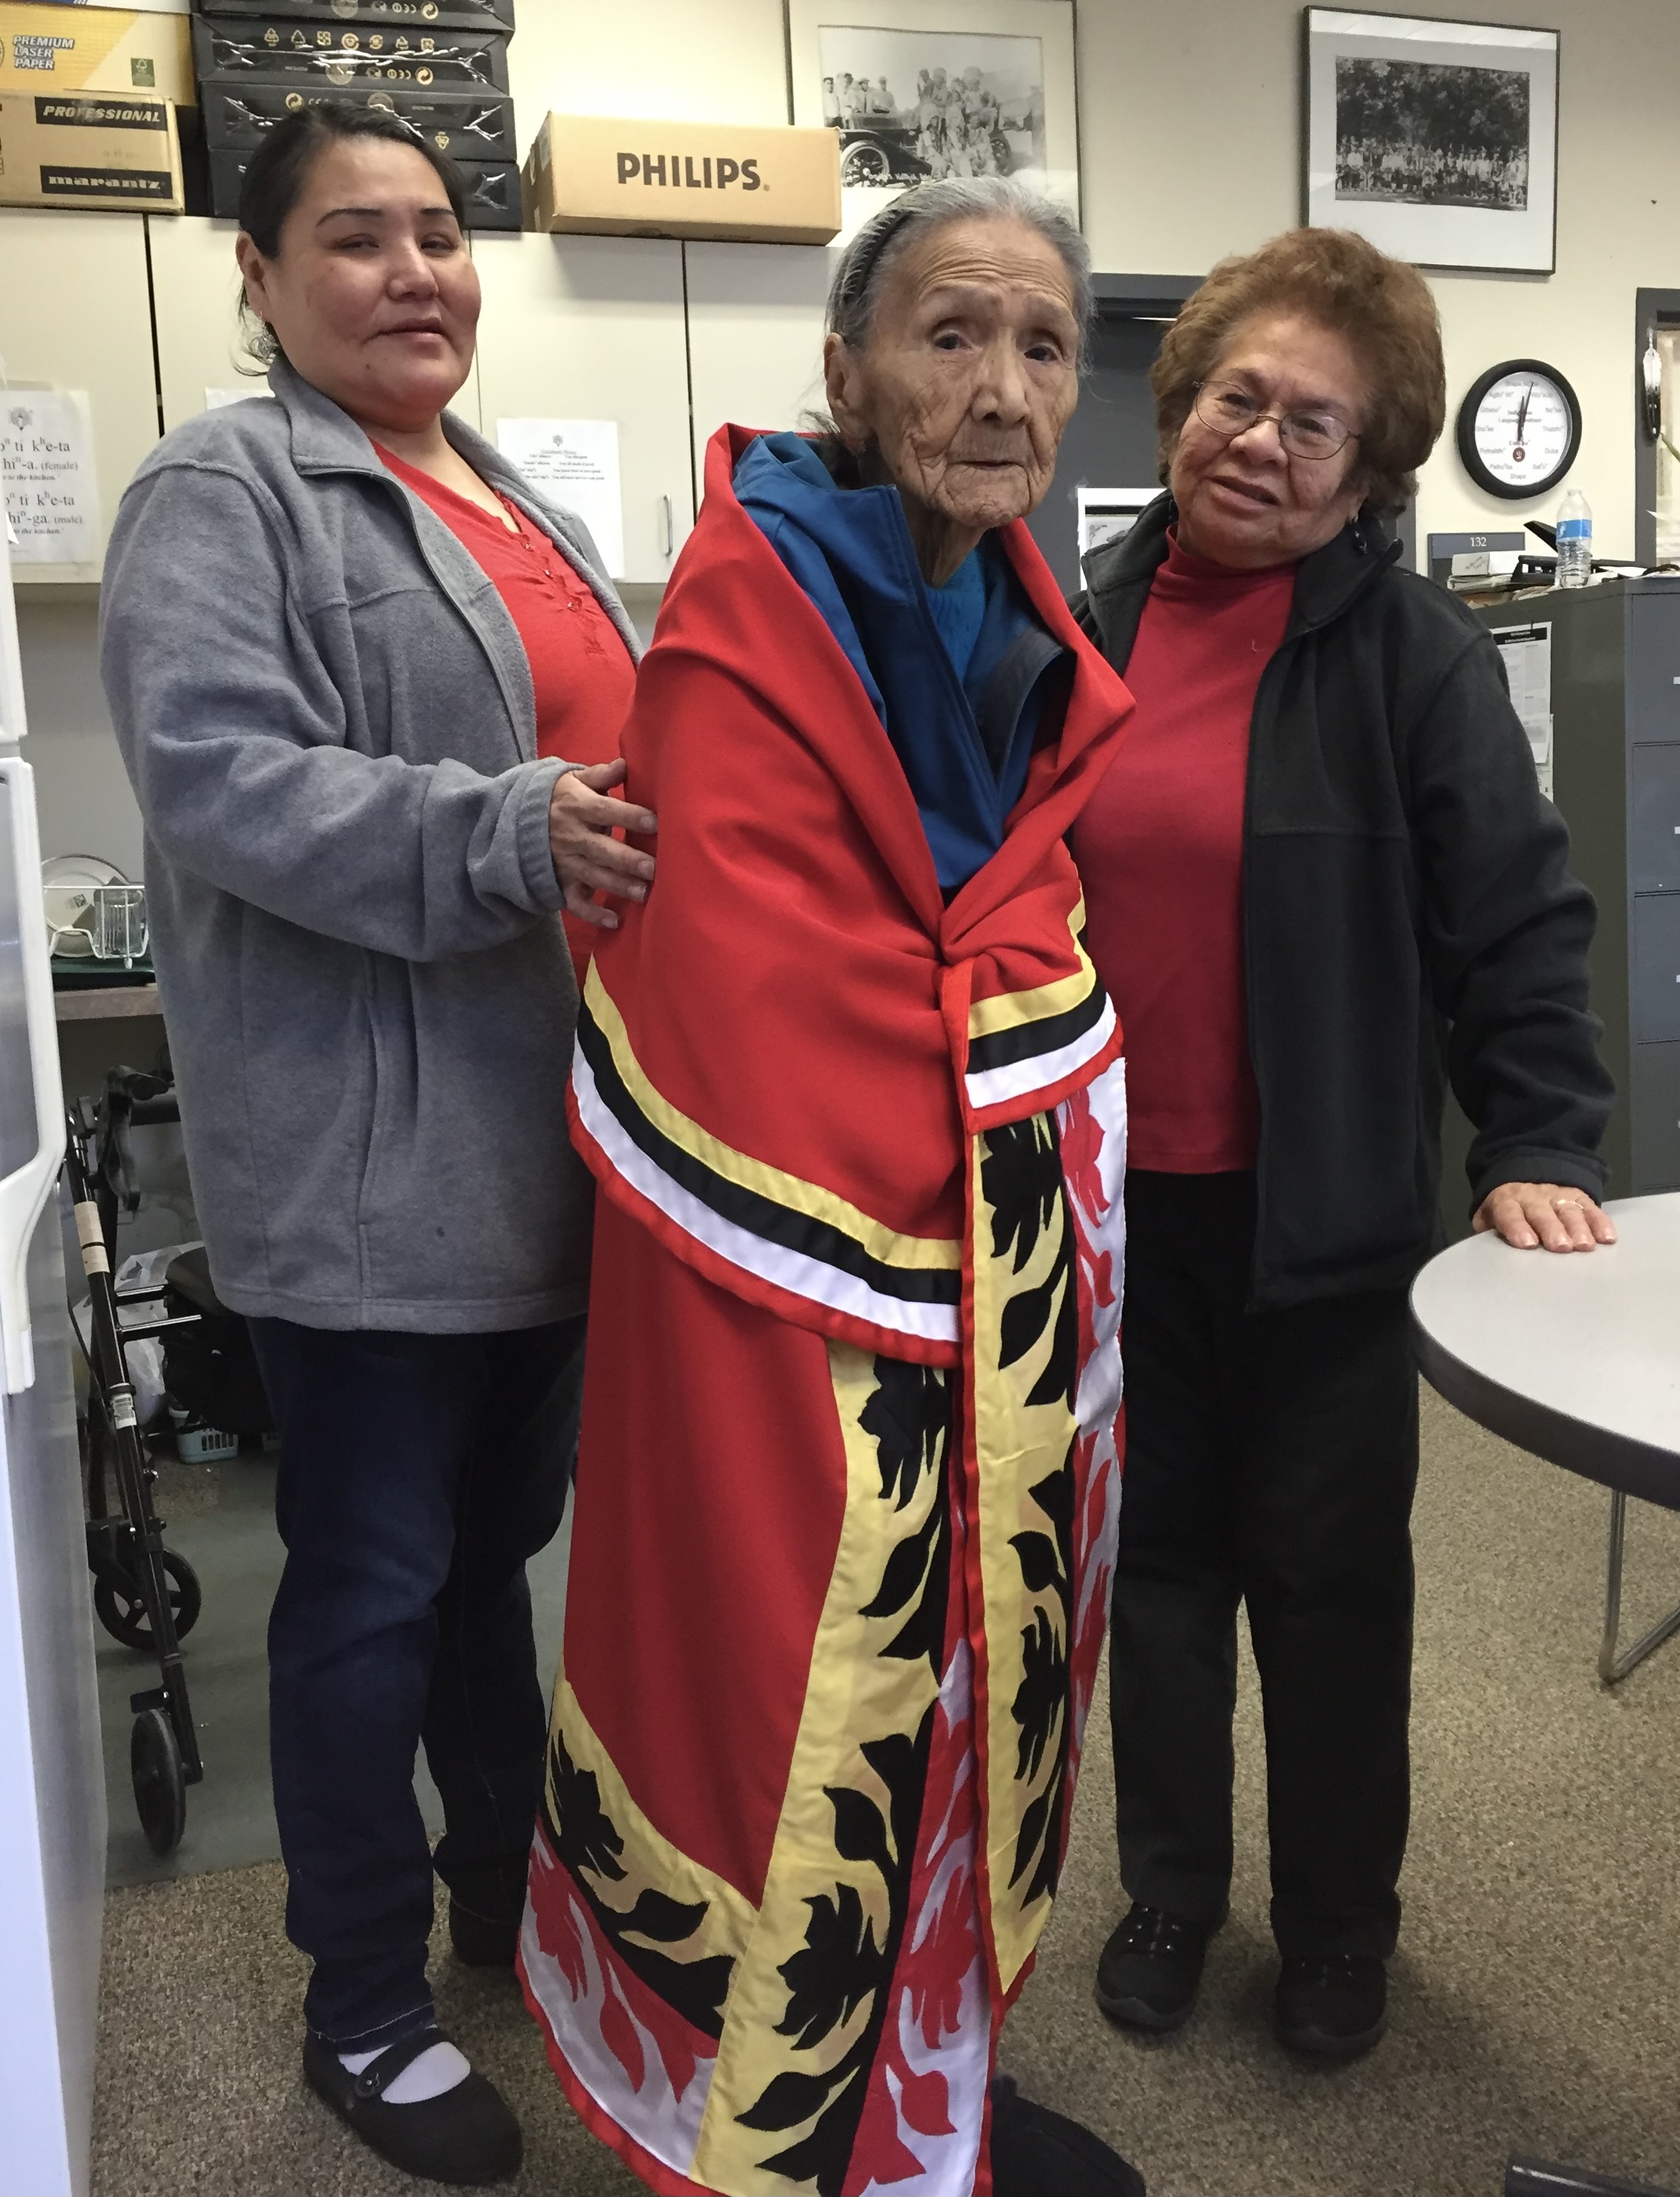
[1456,360,1582,500]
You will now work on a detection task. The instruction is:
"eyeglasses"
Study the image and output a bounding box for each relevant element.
[1192,381,1359,461]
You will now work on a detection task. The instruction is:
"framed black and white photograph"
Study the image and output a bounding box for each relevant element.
[1303,9,1559,272]
[787,0,1077,241]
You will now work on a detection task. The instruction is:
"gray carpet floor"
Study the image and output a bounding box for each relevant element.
[91,1385,1680,2197]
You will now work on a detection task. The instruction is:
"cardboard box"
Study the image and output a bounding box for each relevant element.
[209,142,518,226]
[192,0,513,29]
[0,3,192,100]
[34,0,184,14]
[191,15,508,94]
[0,86,183,206]
[199,76,514,158]
[522,113,839,246]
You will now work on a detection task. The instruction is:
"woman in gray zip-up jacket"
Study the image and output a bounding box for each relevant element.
[99,106,650,2187]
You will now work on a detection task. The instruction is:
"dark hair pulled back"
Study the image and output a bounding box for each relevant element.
[236,102,467,370]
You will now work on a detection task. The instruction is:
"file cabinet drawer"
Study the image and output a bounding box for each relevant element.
[1631,745,1680,893]
[1633,1042,1680,1192]
[1633,894,1680,1042]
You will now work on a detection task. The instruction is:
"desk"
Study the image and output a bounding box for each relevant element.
[1411,1194,1680,1510]
[54,984,160,1024]
[1411,1193,1680,1682]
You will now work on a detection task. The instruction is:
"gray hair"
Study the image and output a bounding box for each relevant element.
[825,177,1094,364]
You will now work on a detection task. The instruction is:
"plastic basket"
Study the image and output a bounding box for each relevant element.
[168,1408,238,1465]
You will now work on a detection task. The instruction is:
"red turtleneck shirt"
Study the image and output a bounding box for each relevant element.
[1074,531,1296,1174]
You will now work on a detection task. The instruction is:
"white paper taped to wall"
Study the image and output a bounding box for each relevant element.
[495,418,625,581]
[1492,622,1554,795]
[0,389,99,565]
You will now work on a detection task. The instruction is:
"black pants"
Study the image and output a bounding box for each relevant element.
[1111,1171,1418,1961]
[249,1316,585,2049]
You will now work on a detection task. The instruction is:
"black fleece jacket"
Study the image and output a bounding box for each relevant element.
[1072,493,1614,1309]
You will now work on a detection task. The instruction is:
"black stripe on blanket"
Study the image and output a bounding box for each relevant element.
[577,1005,962,1311]
[966,975,1110,1074]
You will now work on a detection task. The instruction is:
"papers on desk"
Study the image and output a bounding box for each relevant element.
[1492,622,1553,801]
[495,418,624,581]
[0,389,99,565]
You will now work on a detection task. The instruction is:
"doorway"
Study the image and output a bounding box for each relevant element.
[1024,274,1201,596]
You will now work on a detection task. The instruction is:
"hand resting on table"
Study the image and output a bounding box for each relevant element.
[1473,1181,1618,1253]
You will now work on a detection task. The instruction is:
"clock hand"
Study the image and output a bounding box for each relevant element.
[1515,384,1532,445]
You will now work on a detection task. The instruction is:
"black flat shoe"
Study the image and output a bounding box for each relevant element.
[1095,1901,1221,2032]
[449,1895,521,1968]
[303,2026,522,2184]
[1276,1953,1388,2059]
[990,2075,1146,2197]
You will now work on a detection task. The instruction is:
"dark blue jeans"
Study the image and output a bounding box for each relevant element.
[249,1316,585,2050]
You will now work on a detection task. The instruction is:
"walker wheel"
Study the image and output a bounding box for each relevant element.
[95,1549,202,1651]
[131,1707,186,1856]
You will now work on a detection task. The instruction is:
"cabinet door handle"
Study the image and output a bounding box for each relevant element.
[660,495,674,559]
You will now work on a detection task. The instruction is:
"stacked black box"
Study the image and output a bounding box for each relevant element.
[190,0,519,229]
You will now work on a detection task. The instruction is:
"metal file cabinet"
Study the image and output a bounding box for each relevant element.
[1470,578,1680,1204]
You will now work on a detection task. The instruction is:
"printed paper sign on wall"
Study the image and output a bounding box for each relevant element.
[0,391,99,565]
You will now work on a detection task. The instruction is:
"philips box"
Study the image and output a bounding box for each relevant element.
[522,114,840,246]
[0,85,183,206]
[0,4,192,100]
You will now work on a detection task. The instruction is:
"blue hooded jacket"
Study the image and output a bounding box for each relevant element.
[735,432,1069,895]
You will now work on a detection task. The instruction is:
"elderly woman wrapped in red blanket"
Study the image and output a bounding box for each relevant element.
[520,177,1141,2197]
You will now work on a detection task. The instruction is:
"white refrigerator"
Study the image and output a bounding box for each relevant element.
[0,518,107,2197]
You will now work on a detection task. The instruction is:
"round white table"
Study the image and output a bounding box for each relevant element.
[1415,1198,1680,2195]
[1411,1191,1680,1682]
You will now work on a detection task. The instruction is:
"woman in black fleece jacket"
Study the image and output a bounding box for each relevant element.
[1070,228,1615,2061]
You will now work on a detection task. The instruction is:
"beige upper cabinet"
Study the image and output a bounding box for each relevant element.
[0,208,159,584]
[683,242,838,507]
[472,231,692,585]
[147,215,256,432]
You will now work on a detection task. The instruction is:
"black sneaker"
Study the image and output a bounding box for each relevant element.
[449,1896,521,1968]
[302,2026,522,2184]
[990,2076,1146,2197]
[1275,1954,1388,2058]
[1095,1902,1218,2032]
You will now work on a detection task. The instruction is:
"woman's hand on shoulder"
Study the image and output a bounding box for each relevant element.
[1472,1181,1617,1252]
[547,761,657,931]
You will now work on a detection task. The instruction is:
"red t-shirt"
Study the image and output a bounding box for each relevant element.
[1074,531,1296,1174]
[377,446,636,976]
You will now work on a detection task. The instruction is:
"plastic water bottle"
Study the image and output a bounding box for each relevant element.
[1556,488,1592,588]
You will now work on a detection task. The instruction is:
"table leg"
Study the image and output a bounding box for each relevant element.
[1508,2155,1678,2197]
[1598,1490,1680,1685]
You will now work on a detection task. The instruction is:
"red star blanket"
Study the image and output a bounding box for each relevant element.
[521,424,1134,2197]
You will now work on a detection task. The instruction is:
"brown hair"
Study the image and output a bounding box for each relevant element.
[1151,227,1446,517]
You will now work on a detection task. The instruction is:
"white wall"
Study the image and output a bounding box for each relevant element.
[501,0,1679,560]
[504,0,790,130]
[15,597,142,879]
[1074,0,1680,559]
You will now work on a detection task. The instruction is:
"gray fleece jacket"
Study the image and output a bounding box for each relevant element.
[99,358,640,1332]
